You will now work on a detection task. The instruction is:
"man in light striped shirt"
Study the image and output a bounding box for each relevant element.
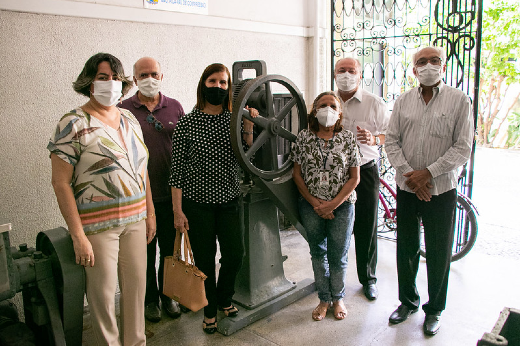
[385,46,474,336]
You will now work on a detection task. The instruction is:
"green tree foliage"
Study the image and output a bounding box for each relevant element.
[505,111,520,148]
[477,0,520,147]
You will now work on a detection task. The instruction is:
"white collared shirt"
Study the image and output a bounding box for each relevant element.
[385,82,474,195]
[337,88,389,165]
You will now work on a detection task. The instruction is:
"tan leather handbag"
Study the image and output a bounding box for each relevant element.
[163,230,208,312]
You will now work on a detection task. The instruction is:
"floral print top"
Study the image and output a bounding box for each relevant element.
[290,129,361,202]
[47,107,149,235]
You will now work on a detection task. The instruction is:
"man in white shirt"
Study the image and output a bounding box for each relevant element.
[385,46,474,335]
[334,57,389,301]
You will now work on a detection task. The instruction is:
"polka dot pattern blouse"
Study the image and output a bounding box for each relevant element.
[169,108,240,204]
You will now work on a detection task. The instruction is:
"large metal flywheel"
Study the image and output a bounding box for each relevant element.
[230,74,307,180]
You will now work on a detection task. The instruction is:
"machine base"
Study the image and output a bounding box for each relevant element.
[217,278,315,336]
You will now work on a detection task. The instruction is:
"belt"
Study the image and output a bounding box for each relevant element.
[360,160,376,171]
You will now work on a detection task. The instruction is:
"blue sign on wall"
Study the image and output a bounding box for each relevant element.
[144,0,208,15]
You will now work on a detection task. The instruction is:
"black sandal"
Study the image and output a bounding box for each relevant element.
[219,304,239,317]
[202,318,217,334]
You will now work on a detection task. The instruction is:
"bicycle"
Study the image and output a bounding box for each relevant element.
[377,161,479,262]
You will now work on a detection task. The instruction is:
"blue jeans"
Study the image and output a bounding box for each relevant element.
[298,197,355,302]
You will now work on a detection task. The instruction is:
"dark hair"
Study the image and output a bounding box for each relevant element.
[308,91,344,133]
[73,53,133,97]
[195,63,233,111]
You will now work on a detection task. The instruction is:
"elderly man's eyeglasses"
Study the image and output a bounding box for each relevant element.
[415,57,442,67]
[146,114,164,131]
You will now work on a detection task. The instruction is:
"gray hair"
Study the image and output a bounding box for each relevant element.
[334,57,362,73]
[412,46,447,65]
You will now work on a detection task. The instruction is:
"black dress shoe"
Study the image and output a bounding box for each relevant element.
[162,298,181,319]
[389,304,418,324]
[145,302,161,323]
[363,284,379,300]
[423,314,441,335]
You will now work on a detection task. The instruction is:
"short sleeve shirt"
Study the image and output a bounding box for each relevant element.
[290,129,361,202]
[47,107,149,235]
[168,108,240,204]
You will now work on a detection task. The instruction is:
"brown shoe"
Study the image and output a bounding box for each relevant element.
[312,301,330,321]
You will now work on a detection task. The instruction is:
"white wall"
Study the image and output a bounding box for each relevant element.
[0,0,329,246]
[1,0,312,35]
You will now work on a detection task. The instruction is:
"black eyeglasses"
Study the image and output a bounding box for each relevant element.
[146,114,164,131]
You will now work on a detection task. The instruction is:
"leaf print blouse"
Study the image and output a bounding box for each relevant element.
[47,107,149,235]
[290,129,361,202]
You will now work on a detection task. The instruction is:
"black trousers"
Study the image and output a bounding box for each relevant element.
[145,199,176,305]
[182,196,244,319]
[396,187,457,314]
[353,163,380,286]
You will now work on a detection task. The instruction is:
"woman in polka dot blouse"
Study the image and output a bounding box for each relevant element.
[169,63,255,334]
[290,91,361,322]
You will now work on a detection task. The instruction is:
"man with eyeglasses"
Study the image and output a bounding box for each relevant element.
[120,57,185,323]
[385,46,473,335]
[334,57,389,302]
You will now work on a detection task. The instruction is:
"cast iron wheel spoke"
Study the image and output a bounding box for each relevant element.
[242,108,270,130]
[275,98,297,121]
[278,127,297,142]
[268,136,279,169]
[265,81,274,118]
[244,131,270,160]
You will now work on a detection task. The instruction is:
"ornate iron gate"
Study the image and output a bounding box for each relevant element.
[331,0,484,198]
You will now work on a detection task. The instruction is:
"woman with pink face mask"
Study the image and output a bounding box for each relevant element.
[290,91,361,321]
[48,53,154,346]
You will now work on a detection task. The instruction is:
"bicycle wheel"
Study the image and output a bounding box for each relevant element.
[420,194,478,262]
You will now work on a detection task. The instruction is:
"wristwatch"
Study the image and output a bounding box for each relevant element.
[375,136,380,146]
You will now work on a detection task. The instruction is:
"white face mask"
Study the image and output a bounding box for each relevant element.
[335,72,360,92]
[92,80,122,107]
[137,77,161,97]
[415,63,442,86]
[316,106,340,128]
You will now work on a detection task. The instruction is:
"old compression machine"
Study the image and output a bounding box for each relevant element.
[0,223,84,345]
[217,61,314,335]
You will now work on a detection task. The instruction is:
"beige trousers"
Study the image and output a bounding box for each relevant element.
[85,220,147,346]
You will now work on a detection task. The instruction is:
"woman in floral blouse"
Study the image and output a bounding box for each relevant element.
[291,91,360,321]
[48,53,155,346]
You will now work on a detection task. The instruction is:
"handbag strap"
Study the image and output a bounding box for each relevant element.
[183,232,195,265]
[174,229,183,257]
[174,229,196,265]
